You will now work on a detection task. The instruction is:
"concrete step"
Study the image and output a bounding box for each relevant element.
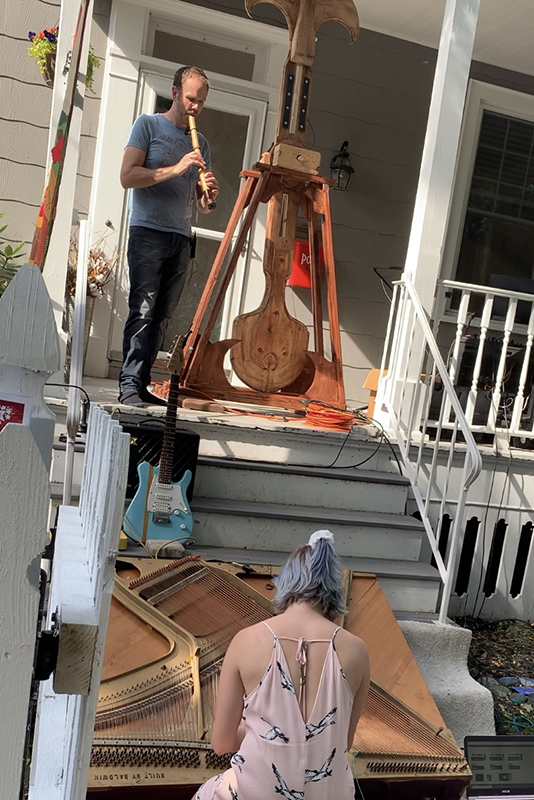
[47,383,439,616]
[190,497,425,561]
[178,545,440,614]
[195,456,409,515]
[48,386,398,475]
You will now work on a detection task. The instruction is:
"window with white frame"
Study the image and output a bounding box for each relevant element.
[444,81,534,292]
[456,111,534,288]
[145,14,273,83]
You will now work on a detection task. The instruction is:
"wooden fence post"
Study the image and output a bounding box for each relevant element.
[0,263,61,469]
[0,424,50,798]
[28,404,130,800]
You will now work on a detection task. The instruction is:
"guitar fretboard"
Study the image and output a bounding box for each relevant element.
[159,375,179,485]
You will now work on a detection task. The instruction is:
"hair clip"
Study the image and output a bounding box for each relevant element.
[308,529,334,548]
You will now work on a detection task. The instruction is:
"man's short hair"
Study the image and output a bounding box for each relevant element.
[173,66,209,92]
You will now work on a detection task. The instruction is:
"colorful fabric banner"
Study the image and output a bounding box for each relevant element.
[29,0,90,269]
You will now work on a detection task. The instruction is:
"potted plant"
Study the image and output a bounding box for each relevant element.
[27,26,100,91]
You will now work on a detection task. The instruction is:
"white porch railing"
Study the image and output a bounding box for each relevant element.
[434,279,534,440]
[375,277,483,624]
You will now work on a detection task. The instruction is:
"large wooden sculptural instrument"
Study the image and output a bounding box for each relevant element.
[179,0,359,410]
[231,0,359,393]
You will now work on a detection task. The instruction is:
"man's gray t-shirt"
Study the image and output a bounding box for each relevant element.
[126,113,211,236]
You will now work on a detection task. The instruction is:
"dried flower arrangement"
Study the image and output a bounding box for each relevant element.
[66,234,120,298]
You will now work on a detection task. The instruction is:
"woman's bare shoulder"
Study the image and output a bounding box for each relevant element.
[334,628,370,665]
[227,620,273,652]
[334,629,370,694]
[336,626,368,647]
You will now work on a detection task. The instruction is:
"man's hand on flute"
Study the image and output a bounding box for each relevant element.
[197,171,219,212]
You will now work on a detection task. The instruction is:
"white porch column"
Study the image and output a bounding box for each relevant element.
[404,0,480,310]
[376,0,480,431]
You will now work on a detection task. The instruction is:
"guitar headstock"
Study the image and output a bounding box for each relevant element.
[166,334,186,375]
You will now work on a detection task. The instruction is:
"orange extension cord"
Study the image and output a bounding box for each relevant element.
[301,400,367,431]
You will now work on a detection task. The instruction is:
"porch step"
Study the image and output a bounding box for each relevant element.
[49,406,438,615]
[190,497,425,561]
[195,456,409,515]
[184,545,440,614]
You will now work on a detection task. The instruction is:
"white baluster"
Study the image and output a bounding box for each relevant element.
[487,297,517,431]
[465,293,493,426]
[443,288,471,425]
[511,306,534,433]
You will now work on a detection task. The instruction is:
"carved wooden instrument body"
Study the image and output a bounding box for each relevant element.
[231,190,309,391]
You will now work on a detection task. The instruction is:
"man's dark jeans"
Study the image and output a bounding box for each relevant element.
[119,226,190,397]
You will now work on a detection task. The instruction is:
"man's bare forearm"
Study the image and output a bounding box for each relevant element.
[120,150,205,189]
[121,164,181,189]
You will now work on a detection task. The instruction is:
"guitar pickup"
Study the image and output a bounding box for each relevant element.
[152,514,171,525]
[152,503,171,513]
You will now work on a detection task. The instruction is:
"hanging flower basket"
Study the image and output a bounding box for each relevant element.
[27,26,100,91]
[43,51,56,87]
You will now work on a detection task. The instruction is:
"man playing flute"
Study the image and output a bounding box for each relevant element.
[118,65,219,407]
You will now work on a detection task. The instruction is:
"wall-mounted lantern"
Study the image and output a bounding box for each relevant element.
[329,141,354,191]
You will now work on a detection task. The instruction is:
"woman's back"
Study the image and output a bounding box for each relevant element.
[236,605,368,723]
[200,605,369,800]
[194,532,370,800]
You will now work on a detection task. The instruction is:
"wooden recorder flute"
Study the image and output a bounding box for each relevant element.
[188,113,216,210]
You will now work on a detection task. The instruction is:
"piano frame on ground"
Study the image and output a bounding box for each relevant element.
[88,556,471,799]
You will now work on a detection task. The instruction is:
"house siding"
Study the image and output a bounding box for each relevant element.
[310,26,436,405]
[3,0,534,407]
[0,0,59,249]
[0,0,109,254]
[470,60,534,96]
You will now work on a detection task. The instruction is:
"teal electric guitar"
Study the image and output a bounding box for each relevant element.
[123,339,193,543]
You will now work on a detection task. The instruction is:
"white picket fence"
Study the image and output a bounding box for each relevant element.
[0,263,130,798]
[28,404,129,799]
[0,424,51,800]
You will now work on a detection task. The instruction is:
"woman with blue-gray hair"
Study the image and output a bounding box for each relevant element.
[193,530,370,800]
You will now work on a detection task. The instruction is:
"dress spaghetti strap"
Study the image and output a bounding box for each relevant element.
[261,620,276,637]
[261,620,340,645]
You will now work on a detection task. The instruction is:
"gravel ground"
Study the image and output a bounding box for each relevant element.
[457,617,534,735]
